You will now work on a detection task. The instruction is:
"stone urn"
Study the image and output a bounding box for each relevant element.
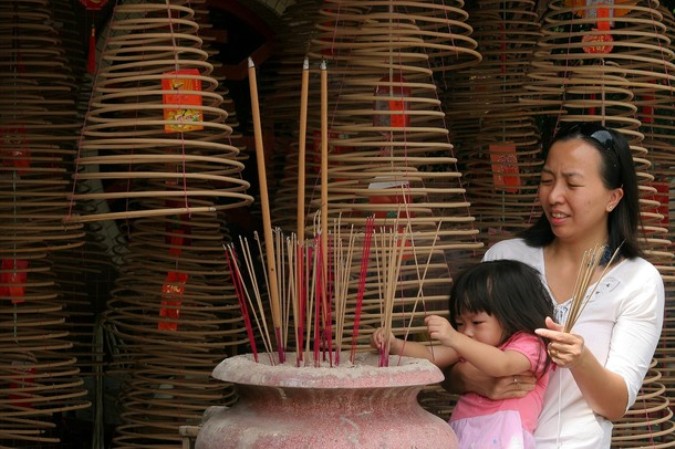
[195,351,458,449]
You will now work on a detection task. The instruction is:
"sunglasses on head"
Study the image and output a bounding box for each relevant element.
[559,122,615,153]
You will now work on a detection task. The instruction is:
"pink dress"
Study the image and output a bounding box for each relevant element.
[449,332,550,449]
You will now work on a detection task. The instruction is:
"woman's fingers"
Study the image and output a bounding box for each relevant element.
[545,333,585,368]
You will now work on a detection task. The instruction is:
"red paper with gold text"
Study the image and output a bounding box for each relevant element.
[162,69,203,133]
[159,271,188,331]
[489,143,521,193]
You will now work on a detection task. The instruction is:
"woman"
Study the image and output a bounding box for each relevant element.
[448,122,665,448]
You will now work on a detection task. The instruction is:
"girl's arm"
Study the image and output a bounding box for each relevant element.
[427,315,531,377]
[371,327,460,369]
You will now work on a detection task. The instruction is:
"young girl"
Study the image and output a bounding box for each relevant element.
[371,259,555,449]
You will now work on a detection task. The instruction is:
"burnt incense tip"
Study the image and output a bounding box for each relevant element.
[320,60,326,70]
[248,57,254,68]
[303,57,309,70]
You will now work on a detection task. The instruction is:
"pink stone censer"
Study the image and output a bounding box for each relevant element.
[195,351,459,449]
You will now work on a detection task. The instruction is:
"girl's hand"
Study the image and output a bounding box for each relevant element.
[535,316,586,368]
[370,327,394,351]
[425,314,455,345]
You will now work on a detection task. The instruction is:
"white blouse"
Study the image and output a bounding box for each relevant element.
[483,238,664,449]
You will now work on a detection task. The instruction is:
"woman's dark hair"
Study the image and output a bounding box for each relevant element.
[519,121,642,261]
[448,259,555,375]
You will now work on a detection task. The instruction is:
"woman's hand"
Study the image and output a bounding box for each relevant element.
[536,316,629,419]
[535,317,586,368]
[444,362,536,399]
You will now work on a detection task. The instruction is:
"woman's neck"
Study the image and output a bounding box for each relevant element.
[543,238,610,303]
[547,236,608,262]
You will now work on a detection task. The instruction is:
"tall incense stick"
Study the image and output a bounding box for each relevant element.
[247,57,284,363]
[295,58,310,365]
[319,60,330,364]
[297,57,309,244]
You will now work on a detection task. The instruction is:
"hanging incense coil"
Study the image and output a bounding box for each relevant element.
[443,0,544,244]
[611,364,675,447]
[69,0,253,223]
[314,0,481,73]
[50,0,88,84]
[639,5,675,419]
[104,215,245,357]
[521,0,675,110]
[48,233,117,376]
[1,1,90,444]
[297,2,483,374]
[102,211,247,447]
[112,352,237,448]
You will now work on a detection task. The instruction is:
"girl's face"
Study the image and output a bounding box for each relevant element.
[455,311,504,347]
[539,138,623,245]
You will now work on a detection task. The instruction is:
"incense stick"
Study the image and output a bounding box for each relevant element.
[564,243,622,332]
[297,57,309,244]
[397,221,443,365]
[350,216,375,364]
[224,245,259,362]
[248,57,284,363]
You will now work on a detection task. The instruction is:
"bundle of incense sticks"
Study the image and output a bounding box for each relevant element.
[564,243,622,333]
[242,56,441,367]
[224,215,376,367]
[225,215,444,367]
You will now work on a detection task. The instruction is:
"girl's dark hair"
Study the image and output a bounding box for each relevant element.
[519,121,642,262]
[448,259,555,375]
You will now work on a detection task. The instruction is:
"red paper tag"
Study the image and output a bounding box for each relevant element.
[641,89,655,124]
[0,259,29,304]
[588,93,596,116]
[374,75,411,128]
[489,144,521,193]
[158,271,188,331]
[649,181,669,228]
[79,0,108,10]
[162,69,204,134]
[9,361,35,408]
[0,126,31,175]
[582,31,614,54]
[168,231,185,257]
[164,199,192,256]
[596,6,611,30]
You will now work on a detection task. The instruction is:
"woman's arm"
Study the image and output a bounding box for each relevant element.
[444,361,535,399]
[537,262,664,420]
[537,318,627,419]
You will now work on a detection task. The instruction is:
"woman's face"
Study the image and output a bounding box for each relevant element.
[538,138,623,245]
